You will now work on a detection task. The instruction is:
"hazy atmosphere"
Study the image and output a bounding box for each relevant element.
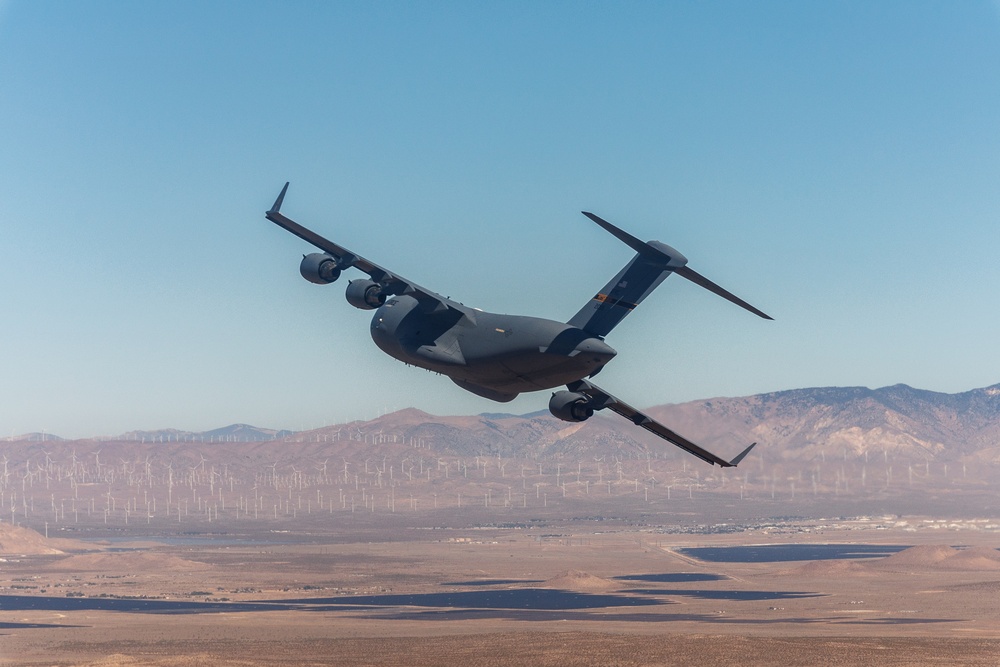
[3,1,999,438]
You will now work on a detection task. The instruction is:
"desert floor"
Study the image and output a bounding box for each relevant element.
[2,519,1000,666]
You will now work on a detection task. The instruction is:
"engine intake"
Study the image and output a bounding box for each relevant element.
[299,253,341,284]
[549,391,594,422]
[346,279,387,310]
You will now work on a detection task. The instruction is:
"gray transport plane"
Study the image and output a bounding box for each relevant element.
[265,183,771,467]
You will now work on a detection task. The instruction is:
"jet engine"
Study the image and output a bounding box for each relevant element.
[345,279,387,310]
[299,253,341,284]
[549,391,594,422]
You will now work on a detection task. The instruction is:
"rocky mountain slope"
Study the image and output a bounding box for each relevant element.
[648,383,1000,463]
[7,383,1000,466]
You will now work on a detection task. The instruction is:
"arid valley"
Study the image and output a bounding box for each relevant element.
[3,385,1000,665]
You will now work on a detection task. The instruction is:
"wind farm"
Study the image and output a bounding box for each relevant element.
[3,384,1000,666]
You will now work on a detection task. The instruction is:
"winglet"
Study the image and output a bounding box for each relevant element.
[269,182,290,214]
[727,442,757,467]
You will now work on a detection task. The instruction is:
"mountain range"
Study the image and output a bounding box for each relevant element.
[647,383,1000,464]
[13,383,999,465]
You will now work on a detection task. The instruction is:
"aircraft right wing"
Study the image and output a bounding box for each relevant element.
[566,379,756,468]
[265,183,471,315]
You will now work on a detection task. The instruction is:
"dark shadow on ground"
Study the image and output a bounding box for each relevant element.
[0,594,319,615]
[272,589,665,610]
[679,544,909,563]
[837,618,962,625]
[0,594,960,626]
[442,579,544,586]
[623,589,823,601]
[615,573,726,583]
[360,609,961,625]
[0,589,661,615]
[0,621,85,629]
[358,609,714,622]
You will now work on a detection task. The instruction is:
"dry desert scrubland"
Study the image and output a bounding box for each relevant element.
[2,514,1000,666]
[2,429,1000,665]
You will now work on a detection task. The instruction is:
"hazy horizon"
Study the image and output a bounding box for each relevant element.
[8,377,1000,441]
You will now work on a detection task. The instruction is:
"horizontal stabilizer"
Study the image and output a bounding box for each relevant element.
[675,266,773,320]
[581,211,670,261]
[574,211,773,329]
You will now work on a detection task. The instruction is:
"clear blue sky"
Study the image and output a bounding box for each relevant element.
[2,1,999,438]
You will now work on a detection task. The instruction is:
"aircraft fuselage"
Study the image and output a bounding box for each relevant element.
[369,295,616,402]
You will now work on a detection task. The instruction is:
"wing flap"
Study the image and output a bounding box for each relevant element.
[567,379,756,467]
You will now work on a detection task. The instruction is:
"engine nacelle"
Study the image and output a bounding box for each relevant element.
[299,253,341,285]
[345,279,387,310]
[549,391,594,422]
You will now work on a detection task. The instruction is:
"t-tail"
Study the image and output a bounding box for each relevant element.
[567,212,772,337]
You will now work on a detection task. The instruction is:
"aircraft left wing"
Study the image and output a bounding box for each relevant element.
[566,379,756,468]
[265,183,469,315]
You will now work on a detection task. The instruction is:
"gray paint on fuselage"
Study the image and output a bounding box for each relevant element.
[370,296,616,397]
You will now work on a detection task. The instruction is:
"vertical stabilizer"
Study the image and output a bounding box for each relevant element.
[567,251,682,337]
[567,212,688,337]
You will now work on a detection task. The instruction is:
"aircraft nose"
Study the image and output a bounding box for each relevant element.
[574,338,617,364]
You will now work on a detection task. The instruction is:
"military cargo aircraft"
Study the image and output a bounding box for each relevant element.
[265,183,771,467]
